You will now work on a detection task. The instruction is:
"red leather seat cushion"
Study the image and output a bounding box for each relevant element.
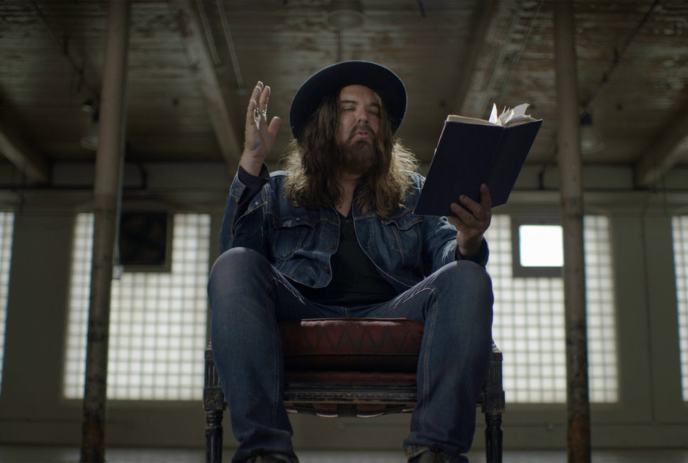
[279,318,424,373]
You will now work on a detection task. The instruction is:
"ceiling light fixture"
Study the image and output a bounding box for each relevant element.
[580,112,605,153]
[325,0,366,30]
[80,100,100,151]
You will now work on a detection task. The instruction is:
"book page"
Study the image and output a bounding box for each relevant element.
[447,103,536,127]
[489,103,500,124]
[501,103,536,126]
[446,114,496,126]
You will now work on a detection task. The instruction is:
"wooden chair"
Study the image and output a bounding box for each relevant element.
[204,318,504,463]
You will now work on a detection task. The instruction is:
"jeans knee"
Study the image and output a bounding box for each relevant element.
[208,248,270,299]
[433,261,492,295]
[210,247,267,280]
[429,261,493,326]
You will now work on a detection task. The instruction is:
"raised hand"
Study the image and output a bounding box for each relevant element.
[447,184,492,259]
[240,81,282,176]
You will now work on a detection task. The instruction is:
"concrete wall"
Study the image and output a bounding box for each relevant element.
[1,162,688,451]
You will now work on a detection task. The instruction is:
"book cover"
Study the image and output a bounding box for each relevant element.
[414,105,542,216]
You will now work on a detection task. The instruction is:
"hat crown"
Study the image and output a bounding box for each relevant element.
[289,61,407,141]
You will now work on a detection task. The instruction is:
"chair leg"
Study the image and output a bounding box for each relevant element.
[485,412,503,463]
[206,408,224,463]
[205,344,226,463]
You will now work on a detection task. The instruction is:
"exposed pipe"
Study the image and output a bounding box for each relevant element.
[554,3,591,462]
[418,0,426,18]
[217,0,246,93]
[80,0,130,461]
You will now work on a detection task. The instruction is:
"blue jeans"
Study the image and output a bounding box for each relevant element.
[208,248,493,462]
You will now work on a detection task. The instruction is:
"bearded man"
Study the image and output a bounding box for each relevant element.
[208,61,494,463]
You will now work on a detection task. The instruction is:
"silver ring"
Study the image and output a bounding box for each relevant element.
[254,108,267,119]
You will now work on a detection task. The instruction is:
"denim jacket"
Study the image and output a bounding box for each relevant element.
[219,170,488,294]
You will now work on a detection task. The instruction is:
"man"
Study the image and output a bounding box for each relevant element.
[208,61,494,463]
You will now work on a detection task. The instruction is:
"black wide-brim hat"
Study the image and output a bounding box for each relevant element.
[289,61,407,141]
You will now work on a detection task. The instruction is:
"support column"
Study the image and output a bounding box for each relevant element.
[554,2,591,462]
[80,1,130,462]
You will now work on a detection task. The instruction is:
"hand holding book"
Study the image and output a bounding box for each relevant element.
[414,103,542,217]
[447,183,492,258]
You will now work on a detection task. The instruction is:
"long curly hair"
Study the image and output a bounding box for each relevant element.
[282,91,418,219]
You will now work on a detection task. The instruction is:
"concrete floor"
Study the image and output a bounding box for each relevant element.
[2,446,688,463]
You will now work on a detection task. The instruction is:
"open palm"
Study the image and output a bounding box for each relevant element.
[241,81,282,176]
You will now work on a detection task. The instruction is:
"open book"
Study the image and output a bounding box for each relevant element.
[414,104,542,216]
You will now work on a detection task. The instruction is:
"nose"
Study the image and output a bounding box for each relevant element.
[356,107,368,124]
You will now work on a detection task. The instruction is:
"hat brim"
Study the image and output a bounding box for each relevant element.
[289,61,407,141]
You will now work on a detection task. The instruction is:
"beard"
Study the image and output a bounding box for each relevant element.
[338,124,379,175]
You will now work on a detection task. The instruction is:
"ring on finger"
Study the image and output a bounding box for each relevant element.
[254,108,267,119]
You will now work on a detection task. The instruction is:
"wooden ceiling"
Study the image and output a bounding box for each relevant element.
[1,0,687,188]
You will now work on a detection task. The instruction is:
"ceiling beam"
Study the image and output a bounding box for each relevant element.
[453,0,519,119]
[634,108,688,187]
[170,0,242,170]
[0,121,50,184]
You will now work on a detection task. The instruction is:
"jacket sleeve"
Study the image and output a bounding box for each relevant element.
[421,214,490,272]
[218,165,270,255]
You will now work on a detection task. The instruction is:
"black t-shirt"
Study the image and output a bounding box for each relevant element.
[292,208,399,306]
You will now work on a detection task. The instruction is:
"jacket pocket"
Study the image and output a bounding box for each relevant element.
[270,216,317,260]
[381,210,423,263]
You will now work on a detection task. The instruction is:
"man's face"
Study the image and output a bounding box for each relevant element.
[336,84,381,148]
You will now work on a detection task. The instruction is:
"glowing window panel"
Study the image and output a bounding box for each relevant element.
[671,216,688,400]
[0,213,14,396]
[63,213,210,400]
[519,225,564,267]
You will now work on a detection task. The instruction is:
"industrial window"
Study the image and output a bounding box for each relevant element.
[0,213,14,396]
[63,213,210,400]
[671,216,688,400]
[485,215,618,403]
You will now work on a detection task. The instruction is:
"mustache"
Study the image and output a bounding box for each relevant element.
[347,124,376,142]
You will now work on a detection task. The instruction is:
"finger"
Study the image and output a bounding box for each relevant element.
[268,116,282,137]
[446,214,463,230]
[248,82,262,110]
[250,82,261,99]
[458,194,485,218]
[480,184,492,211]
[447,214,472,236]
[259,85,271,114]
[245,98,258,129]
[452,203,489,233]
[246,81,264,118]
[450,202,477,226]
